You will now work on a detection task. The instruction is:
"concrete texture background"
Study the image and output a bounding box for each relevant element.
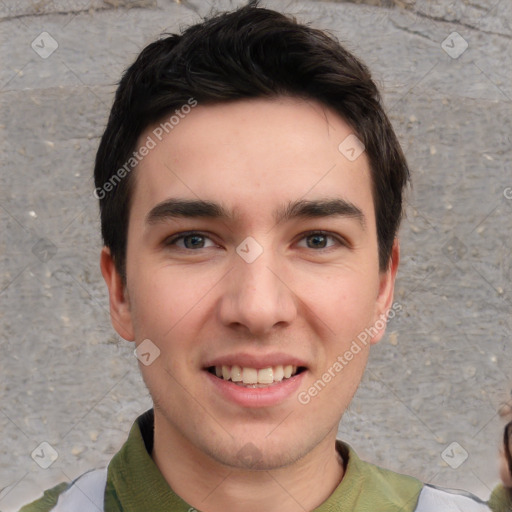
[0,0,511,510]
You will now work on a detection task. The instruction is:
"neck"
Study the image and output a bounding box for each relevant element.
[151,416,344,512]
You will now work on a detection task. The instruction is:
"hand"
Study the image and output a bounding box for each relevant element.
[500,421,512,488]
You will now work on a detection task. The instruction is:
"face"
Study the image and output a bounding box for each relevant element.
[102,96,398,470]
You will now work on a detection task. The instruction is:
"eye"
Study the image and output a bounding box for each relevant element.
[165,232,217,250]
[296,231,342,250]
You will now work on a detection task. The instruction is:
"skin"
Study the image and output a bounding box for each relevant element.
[500,452,512,488]
[101,96,400,512]
[500,415,512,488]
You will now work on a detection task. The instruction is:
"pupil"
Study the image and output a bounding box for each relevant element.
[185,235,204,249]
[308,234,326,249]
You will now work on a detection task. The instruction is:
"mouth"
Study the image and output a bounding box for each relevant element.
[206,365,307,388]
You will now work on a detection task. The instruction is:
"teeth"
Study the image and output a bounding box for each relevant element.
[242,367,258,384]
[273,365,284,382]
[231,365,242,382]
[213,365,300,384]
[258,367,274,384]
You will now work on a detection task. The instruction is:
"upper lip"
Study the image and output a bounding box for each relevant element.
[204,353,308,370]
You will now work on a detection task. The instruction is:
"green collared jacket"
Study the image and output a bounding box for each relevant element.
[19,410,512,512]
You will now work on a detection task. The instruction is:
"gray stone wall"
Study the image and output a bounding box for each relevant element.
[0,0,511,509]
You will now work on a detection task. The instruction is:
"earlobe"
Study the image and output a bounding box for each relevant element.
[370,239,400,345]
[100,247,135,341]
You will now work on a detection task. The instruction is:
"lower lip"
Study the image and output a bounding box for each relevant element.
[205,370,306,408]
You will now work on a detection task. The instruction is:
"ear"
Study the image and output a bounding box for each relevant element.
[369,238,400,345]
[100,247,135,341]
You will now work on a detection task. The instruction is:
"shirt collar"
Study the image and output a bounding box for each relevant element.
[106,409,422,512]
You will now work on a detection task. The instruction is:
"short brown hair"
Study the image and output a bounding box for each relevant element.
[94,1,410,279]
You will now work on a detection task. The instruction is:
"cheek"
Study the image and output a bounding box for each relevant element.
[129,256,216,325]
[127,266,195,340]
[298,270,379,339]
[128,269,206,386]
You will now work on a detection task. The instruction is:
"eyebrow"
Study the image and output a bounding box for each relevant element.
[146,198,365,228]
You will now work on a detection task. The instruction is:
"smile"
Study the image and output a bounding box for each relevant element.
[207,365,305,387]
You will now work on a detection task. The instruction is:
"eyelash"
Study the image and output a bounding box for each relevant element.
[164,230,346,251]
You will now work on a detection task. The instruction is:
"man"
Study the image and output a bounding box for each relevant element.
[20,2,512,511]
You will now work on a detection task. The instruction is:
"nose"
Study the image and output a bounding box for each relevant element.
[218,247,297,336]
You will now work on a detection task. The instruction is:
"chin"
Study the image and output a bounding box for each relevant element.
[210,442,304,471]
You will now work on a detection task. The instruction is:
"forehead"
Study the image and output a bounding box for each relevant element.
[130,96,375,227]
